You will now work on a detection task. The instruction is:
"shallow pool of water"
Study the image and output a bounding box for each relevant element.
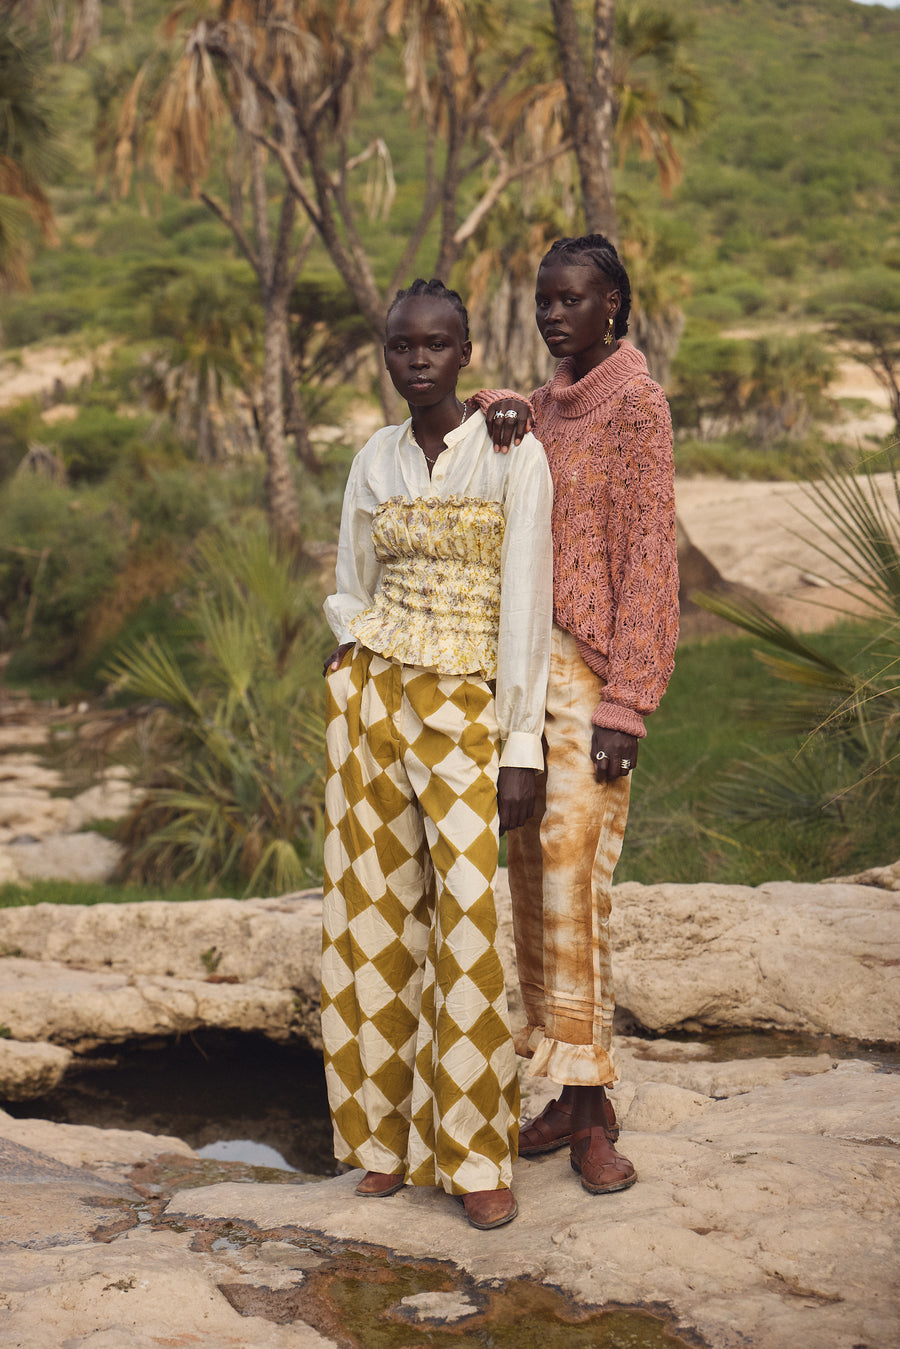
[654,1026,900,1069]
[6,1031,337,1174]
[7,1026,897,1175]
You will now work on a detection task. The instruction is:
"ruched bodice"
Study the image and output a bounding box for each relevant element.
[349,496,505,677]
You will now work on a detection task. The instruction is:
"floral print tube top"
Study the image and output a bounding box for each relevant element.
[348,495,505,678]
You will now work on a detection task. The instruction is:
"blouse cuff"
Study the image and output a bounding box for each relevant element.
[499,730,544,770]
[590,701,647,740]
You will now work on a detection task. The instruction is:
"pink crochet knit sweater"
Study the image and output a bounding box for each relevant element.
[477,340,678,738]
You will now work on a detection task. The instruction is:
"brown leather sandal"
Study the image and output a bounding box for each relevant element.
[569,1126,637,1195]
[519,1094,619,1157]
[518,1097,574,1156]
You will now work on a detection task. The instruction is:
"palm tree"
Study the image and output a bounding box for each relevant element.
[121,1,577,425]
[0,19,60,293]
[134,260,262,463]
[548,0,618,240]
[108,524,329,895]
[547,0,706,239]
[463,3,705,385]
[118,6,307,551]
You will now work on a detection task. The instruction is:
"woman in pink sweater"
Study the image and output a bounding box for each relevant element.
[475,233,679,1195]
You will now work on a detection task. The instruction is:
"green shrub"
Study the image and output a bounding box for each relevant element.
[107,524,330,896]
[0,879,205,908]
[92,212,167,259]
[694,457,900,858]
[45,406,151,482]
[0,476,127,671]
[2,294,87,346]
[0,400,40,484]
[686,292,745,326]
[674,432,854,482]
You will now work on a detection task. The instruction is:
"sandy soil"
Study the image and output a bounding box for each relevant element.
[675,470,898,632]
[0,343,120,410]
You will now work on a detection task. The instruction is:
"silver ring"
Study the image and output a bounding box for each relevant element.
[621,758,632,770]
[492,410,505,420]
[595,750,608,762]
[503,409,518,421]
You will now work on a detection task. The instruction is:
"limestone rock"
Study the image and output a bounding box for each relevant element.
[0,789,72,837]
[825,857,900,892]
[0,1110,194,1182]
[0,893,325,987]
[65,778,143,833]
[615,1080,711,1132]
[166,1063,900,1349]
[614,1037,838,1099]
[0,1226,335,1347]
[0,721,48,749]
[0,846,24,885]
[0,957,306,1051]
[0,1115,335,1348]
[611,878,900,1041]
[5,831,123,883]
[0,752,64,792]
[0,1039,71,1100]
[0,1133,137,1250]
[0,871,897,1055]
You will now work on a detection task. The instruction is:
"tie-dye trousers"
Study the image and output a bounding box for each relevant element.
[507,624,631,1087]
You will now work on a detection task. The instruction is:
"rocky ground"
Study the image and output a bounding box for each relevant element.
[0,870,898,1348]
[1,1043,897,1349]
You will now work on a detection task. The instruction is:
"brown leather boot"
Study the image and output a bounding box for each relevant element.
[355,1171,405,1197]
[461,1188,518,1230]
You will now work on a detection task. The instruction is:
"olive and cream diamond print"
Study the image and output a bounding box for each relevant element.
[322,648,517,1192]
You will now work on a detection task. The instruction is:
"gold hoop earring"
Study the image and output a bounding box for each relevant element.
[604,316,615,346]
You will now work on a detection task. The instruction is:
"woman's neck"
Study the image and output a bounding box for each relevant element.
[409,394,467,463]
[572,342,618,382]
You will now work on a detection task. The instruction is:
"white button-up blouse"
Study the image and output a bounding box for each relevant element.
[324,410,553,769]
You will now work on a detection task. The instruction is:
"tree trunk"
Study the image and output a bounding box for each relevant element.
[473,275,555,390]
[632,306,685,387]
[261,291,303,555]
[67,0,101,61]
[376,359,404,424]
[550,0,618,241]
[281,335,320,474]
[49,0,65,62]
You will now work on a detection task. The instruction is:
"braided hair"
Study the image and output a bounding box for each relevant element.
[386,277,470,341]
[540,234,631,339]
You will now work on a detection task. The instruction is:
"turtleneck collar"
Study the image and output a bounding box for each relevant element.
[548,339,650,419]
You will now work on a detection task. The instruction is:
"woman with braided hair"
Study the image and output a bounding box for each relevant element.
[322,278,553,1229]
[473,233,679,1195]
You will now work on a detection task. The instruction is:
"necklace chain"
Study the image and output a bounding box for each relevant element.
[411,402,468,464]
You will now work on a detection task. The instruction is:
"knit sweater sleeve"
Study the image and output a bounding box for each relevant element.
[588,381,679,738]
[469,388,536,418]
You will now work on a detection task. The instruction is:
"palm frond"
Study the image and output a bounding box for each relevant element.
[112,524,328,895]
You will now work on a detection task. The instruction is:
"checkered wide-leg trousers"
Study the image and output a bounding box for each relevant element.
[321,647,519,1195]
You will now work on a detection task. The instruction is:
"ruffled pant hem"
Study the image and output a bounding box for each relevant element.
[515,1023,617,1088]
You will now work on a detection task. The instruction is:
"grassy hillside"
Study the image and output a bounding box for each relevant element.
[4,0,900,345]
[659,0,900,325]
[1,0,898,889]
